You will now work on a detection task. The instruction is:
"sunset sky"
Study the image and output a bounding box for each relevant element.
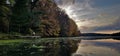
[55,0,120,34]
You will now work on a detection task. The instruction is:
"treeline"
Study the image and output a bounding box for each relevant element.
[112,32,120,36]
[111,32,120,40]
[0,0,80,37]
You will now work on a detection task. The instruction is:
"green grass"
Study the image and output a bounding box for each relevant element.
[0,33,9,39]
[0,39,32,45]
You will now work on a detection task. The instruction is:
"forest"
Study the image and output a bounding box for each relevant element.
[0,0,80,38]
[0,1,80,55]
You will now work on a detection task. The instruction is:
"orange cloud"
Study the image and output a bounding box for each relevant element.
[95,30,120,34]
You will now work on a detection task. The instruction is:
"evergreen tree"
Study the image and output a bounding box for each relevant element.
[10,0,31,33]
[0,0,10,33]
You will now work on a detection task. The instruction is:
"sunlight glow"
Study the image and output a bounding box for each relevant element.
[61,6,86,29]
[95,30,120,34]
[63,6,73,18]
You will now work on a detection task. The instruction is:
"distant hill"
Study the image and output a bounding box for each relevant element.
[111,32,120,40]
[112,32,120,36]
[80,33,110,36]
[80,32,120,40]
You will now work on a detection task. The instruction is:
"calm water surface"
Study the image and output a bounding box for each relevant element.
[74,38,120,56]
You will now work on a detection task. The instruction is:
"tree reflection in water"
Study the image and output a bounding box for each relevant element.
[0,39,80,56]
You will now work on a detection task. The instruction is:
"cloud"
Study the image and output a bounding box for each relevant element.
[93,17,120,31]
[56,0,97,20]
[55,0,120,33]
[95,30,120,34]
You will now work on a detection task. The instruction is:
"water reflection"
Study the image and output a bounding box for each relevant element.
[0,38,80,56]
[75,39,120,56]
[0,37,120,56]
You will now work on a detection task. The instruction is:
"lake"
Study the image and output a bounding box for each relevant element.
[74,39,120,56]
[0,37,120,56]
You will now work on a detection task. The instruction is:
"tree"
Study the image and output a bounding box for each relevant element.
[0,0,80,37]
[0,0,10,33]
[31,0,61,37]
[0,0,10,17]
[10,0,31,33]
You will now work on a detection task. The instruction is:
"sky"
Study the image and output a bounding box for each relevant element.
[55,0,120,34]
